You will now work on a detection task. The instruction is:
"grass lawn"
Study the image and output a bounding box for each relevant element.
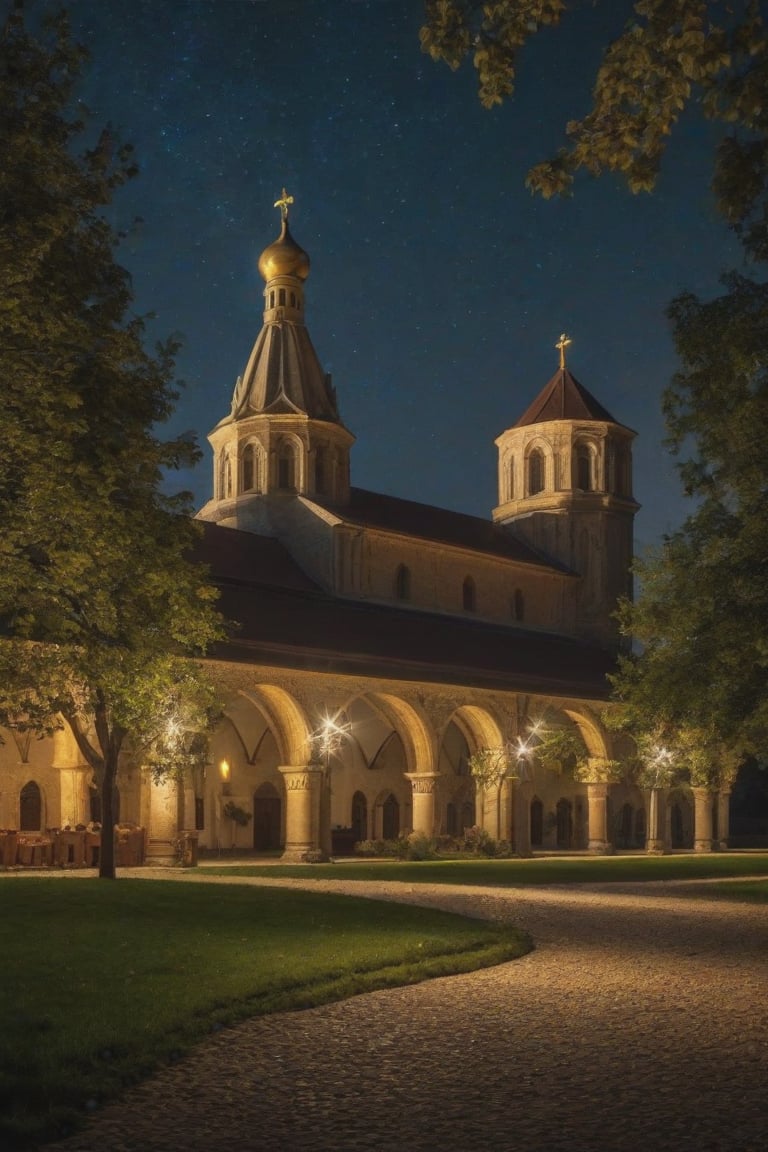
[198,850,768,887]
[0,877,529,1149]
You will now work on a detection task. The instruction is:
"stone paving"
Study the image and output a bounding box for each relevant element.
[42,873,768,1152]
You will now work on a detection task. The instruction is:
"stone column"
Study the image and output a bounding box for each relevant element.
[717,788,731,850]
[279,765,324,861]
[58,767,91,829]
[692,786,715,853]
[586,782,613,855]
[646,787,666,855]
[512,778,532,858]
[406,773,440,837]
[146,774,179,865]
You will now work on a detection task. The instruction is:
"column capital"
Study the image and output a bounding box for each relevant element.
[278,764,323,792]
[405,773,440,795]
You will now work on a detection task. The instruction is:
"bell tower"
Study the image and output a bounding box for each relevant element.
[492,336,639,647]
[197,190,354,532]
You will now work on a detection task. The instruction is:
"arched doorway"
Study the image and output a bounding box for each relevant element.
[351,791,367,842]
[530,797,544,847]
[556,798,573,849]
[618,802,633,849]
[382,793,400,840]
[253,783,282,850]
[20,781,42,831]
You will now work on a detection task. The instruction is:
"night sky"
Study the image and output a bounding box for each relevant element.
[61,0,744,552]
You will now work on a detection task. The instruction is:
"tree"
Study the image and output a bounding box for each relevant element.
[421,2,768,755]
[611,272,768,752]
[421,1,768,256]
[0,5,224,876]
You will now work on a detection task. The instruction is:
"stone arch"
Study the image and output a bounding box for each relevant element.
[235,685,313,766]
[446,705,505,754]
[560,706,612,762]
[344,691,437,778]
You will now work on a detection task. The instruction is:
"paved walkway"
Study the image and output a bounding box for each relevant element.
[44,874,768,1152]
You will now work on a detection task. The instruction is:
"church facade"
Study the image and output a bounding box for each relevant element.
[0,197,730,862]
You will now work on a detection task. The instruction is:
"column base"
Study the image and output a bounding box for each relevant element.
[718,839,729,851]
[280,846,329,863]
[694,838,714,853]
[144,840,177,866]
[588,840,614,855]
[646,839,666,855]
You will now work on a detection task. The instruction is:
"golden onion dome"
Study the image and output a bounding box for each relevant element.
[257,217,310,283]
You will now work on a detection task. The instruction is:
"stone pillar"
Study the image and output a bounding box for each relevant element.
[279,765,324,861]
[512,778,532,858]
[646,787,666,855]
[717,788,731,851]
[586,782,613,855]
[58,767,91,829]
[692,786,715,853]
[146,774,179,865]
[406,773,440,836]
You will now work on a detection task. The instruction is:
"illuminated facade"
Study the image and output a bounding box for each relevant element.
[0,197,731,861]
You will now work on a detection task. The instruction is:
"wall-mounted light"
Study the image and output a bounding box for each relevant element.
[219,759,230,783]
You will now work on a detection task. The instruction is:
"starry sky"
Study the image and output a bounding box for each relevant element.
[59,0,744,552]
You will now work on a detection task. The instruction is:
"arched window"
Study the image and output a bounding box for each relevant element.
[242,444,255,492]
[462,576,476,612]
[278,288,286,306]
[395,564,410,601]
[314,446,327,496]
[575,444,592,491]
[269,290,275,309]
[217,451,233,499]
[513,589,525,621]
[20,781,42,831]
[277,442,296,490]
[528,449,545,495]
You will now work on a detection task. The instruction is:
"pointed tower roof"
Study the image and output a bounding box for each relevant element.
[514,333,619,427]
[224,191,342,426]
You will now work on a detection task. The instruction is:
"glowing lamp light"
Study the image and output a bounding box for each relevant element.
[219,759,230,783]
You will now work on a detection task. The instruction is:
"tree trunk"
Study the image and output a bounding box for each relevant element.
[99,749,118,879]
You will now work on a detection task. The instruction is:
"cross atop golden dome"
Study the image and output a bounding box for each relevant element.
[257,190,310,282]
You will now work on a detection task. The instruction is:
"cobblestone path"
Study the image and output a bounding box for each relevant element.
[44,876,768,1152]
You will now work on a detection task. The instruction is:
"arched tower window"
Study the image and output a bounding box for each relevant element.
[462,576,476,612]
[20,780,42,831]
[242,444,255,492]
[277,442,296,491]
[218,452,230,499]
[575,444,593,491]
[314,446,327,496]
[395,564,410,601]
[527,449,545,495]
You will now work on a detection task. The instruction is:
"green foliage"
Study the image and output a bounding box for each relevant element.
[222,800,252,827]
[421,1,768,256]
[0,8,224,875]
[611,272,768,754]
[468,745,510,788]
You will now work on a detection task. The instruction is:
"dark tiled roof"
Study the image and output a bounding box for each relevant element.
[514,368,619,427]
[193,521,319,592]
[320,487,570,573]
[197,523,614,698]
